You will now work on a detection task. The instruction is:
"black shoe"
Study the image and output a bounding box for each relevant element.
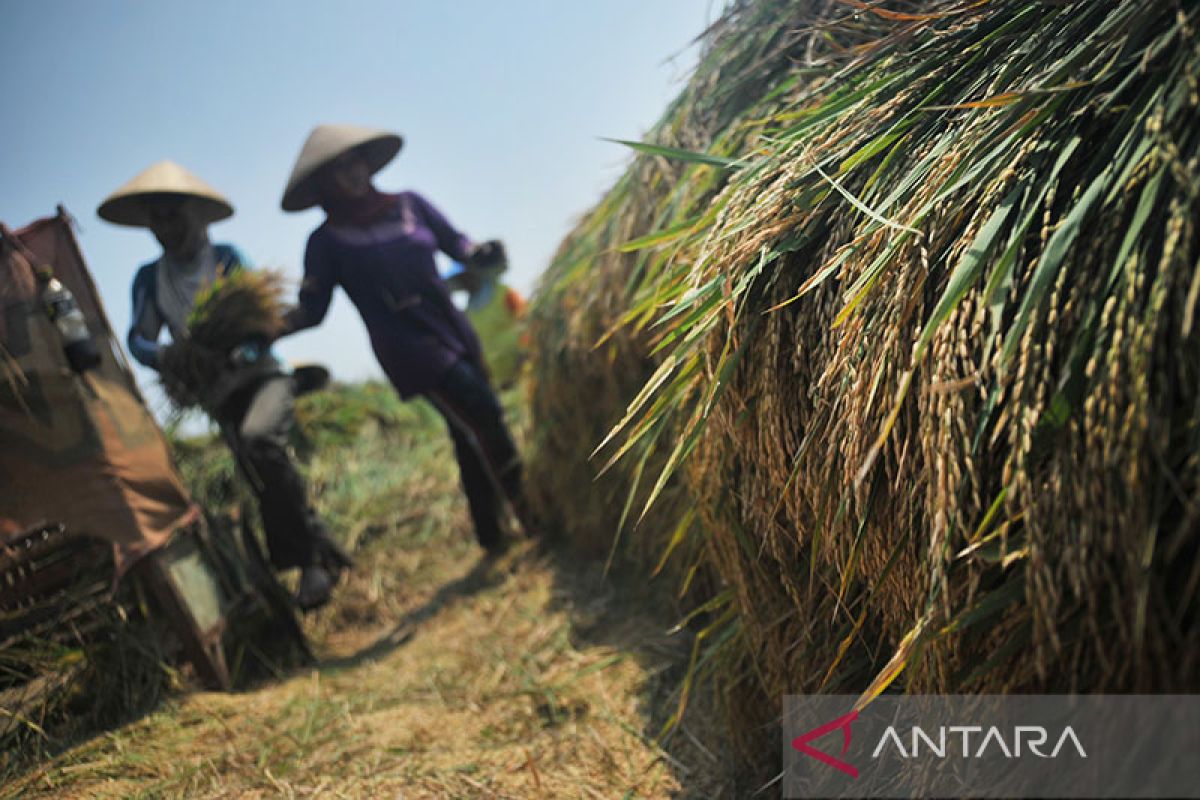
[296,565,335,611]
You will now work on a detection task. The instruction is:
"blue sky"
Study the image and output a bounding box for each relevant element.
[0,1,713,412]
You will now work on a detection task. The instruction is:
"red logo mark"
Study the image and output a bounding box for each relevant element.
[791,709,859,778]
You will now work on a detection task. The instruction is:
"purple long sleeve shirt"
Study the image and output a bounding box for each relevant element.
[284,191,484,397]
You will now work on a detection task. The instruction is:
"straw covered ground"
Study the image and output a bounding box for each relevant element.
[528,0,1200,767]
[3,385,739,798]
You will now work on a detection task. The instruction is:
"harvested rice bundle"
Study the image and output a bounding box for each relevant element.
[0,532,172,774]
[159,269,287,409]
[636,0,1200,699]
[526,0,856,570]
[528,0,886,752]
[530,0,1200,769]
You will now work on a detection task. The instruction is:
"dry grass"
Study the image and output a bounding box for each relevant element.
[3,384,738,798]
[4,549,731,799]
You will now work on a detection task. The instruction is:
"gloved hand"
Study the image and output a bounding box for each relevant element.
[467,239,507,270]
[229,340,265,367]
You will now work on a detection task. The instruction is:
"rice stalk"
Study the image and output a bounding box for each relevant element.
[528,0,1200,769]
[159,270,288,410]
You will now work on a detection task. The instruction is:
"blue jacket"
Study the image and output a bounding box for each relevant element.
[127,243,246,369]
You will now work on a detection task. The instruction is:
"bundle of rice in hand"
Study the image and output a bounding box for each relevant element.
[159,269,288,410]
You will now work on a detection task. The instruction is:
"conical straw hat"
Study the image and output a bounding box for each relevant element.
[97,160,233,227]
[281,124,403,212]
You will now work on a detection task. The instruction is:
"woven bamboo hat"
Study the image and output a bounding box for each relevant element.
[97,160,233,227]
[281,124,403,212]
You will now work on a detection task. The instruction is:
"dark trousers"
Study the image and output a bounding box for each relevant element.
[424,359,525,548]
[218,375,333,571]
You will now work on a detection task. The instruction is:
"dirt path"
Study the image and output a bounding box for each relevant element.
[5,536,729,799]
[5,391,736,797]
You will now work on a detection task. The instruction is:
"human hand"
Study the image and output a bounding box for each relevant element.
[468,240,507,270]
[229,340,265,367]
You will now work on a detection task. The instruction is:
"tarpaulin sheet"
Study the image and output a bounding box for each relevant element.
[0,208,197,576]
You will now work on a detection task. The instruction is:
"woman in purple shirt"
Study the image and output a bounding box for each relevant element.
[278,124,528,553]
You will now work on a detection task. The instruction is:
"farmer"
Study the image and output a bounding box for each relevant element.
[98,160,350,610]
[443,259,529,389]
[277,124,531,554]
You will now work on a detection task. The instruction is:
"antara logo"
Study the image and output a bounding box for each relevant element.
[791,710,860,778]
[871,725,1087,759]
[792,710,1088,778]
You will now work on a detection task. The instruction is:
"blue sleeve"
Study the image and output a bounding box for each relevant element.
[281,230,336,336]
[127,264,162,370]
[214,243,251,274]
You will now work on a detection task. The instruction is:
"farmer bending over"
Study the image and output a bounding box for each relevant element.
[98,161,350,610]
[277,124,532,554]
